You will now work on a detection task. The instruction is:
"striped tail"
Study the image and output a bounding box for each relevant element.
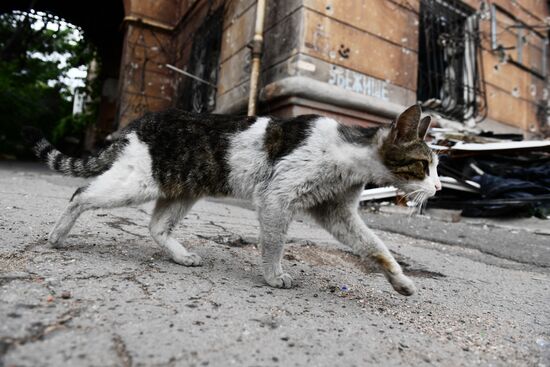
[21,127,127,178]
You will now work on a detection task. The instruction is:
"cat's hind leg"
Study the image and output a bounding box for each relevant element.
[149,198,202,266]
[309,199,416,296]
[49,177,157,247]
[49,138,162,247]
[48,186,88,247]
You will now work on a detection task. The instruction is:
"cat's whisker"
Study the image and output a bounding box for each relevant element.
[421,193,429,214]
[404,191,422,217]
[400,189,422,202]
[418,193,428,215]
[399,191,423,209]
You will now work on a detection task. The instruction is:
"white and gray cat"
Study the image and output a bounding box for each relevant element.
[23,104,440,296]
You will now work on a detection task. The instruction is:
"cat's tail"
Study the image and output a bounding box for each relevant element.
[21,127,127,178]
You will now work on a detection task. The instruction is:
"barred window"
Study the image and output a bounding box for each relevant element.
[178,7,223,113]
[417,0,487,123]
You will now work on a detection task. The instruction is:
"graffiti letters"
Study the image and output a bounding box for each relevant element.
[328,65,389,101]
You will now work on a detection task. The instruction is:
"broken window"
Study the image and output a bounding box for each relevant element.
[417,0,486,123]
[177,7,223,113]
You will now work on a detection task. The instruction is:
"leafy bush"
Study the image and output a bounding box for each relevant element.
[0,10,98,159]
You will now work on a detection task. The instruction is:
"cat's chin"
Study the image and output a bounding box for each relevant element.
[397,180,437,199]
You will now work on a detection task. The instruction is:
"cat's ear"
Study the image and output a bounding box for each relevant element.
[390,104,421,143]
[418,116,431,140]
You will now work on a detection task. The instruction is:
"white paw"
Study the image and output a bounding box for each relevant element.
[388,273,416,296]
[264,273,293,289]
[47,237,63,249]
[172,252,203,267]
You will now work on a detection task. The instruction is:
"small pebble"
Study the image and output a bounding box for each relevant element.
[61,291,71,299]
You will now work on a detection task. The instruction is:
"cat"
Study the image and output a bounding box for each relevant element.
[23,104,440,296]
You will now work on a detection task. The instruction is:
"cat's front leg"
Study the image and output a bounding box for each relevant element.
[257,201,293,288]
[309,201,416,296]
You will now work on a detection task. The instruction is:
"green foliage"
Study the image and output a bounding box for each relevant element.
[0,10,98,158]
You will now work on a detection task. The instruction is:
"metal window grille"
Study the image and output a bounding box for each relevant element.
[417,0,487,122]
[177,6,223,113]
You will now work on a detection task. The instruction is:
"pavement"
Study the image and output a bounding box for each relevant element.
[0,161,549,367]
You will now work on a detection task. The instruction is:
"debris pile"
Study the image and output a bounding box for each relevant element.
[428,128,550,218]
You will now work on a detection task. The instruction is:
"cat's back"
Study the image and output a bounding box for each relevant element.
[130,108,256,141]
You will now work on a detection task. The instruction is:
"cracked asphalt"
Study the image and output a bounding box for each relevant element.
[1,162,549,367]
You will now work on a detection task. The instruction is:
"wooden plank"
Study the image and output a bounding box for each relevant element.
[303,0,419,51]
[485,83,539,131]
[301,9,418,90]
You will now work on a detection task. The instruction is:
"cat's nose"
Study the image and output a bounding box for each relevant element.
[435,181,442,191]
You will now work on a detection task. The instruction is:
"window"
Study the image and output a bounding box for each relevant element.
[178,7,223,113]
[417,0,487,122]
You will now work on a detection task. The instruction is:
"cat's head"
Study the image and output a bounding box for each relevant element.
[379,105,441,203]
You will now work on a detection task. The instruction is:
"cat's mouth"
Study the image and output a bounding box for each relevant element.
[400,189,431,206]
[395,182,436,209]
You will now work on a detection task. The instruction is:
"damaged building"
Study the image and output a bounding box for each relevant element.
[3,0,550,140]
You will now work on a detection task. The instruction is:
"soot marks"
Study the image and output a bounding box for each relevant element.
[263,115,318,163]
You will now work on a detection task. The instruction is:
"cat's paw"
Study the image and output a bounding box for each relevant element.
[47,238,63,249]
[47,233,64,248]
[388,273,416,296]
[264,273,293,289]
[172,252,203,267]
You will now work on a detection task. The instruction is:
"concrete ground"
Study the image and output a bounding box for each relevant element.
[1,161,549,367]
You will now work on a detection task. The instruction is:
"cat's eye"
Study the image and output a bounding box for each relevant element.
[421,160,429,174]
